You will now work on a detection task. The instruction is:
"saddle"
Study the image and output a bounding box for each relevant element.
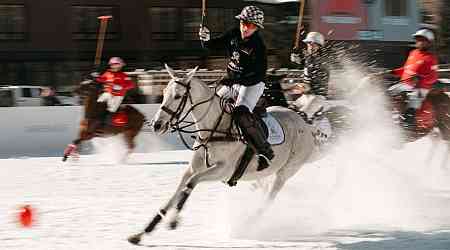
[96,106,130,130]
[227,112,284,187]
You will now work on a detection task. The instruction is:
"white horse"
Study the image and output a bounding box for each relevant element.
[128,65,319,244]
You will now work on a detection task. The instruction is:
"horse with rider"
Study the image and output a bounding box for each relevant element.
[63,57,146,162]
[128,6,351,244]
[55,5,449,244]
[387,28,450,143]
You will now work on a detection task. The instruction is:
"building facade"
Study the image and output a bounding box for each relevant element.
[0,0,435,90]
[0,0,307,89]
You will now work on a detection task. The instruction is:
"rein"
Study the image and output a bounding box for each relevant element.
[160,79,240,155]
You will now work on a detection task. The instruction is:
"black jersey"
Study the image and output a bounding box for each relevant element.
[202,27,267,86]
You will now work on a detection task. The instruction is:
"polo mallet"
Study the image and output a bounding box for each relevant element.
[201,0,207,28]
[293,0,306,50]
[94,15,113,68]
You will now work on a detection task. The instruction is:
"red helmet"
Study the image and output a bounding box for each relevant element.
[108,57,125,66]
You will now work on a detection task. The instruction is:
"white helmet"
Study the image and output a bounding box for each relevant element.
[412,28,435,42]
[303,32,325,46]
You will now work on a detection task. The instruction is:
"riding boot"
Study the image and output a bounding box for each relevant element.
[232,106,275,171]
[100,110,112,127]
[401,108,416,130]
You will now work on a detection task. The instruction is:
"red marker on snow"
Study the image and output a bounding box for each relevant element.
[18,205,34,227]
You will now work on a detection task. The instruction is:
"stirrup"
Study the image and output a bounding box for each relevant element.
[256,154,272,171]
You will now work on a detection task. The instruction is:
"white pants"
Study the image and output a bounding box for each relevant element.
[217,82,265,112]
[97,92,124,112]
[388,83,429,109]
[292,94,328,119]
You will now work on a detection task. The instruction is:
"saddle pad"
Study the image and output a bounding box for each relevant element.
[111,112,128,127]
[416,99,434,131]
[261,114,285,145]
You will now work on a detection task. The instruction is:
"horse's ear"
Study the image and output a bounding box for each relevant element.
[186,66,199,83]
[165,63,176,79]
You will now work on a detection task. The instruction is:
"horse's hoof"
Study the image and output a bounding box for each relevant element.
[169,220,178,230]
[127,233,143,245]
[62,156,68,162]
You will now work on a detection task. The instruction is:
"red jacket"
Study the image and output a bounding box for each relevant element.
[393,49,438,89]
[96,70,136,96]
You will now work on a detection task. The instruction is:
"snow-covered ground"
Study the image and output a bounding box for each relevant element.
[1,135,450,250]
[2,60,450,250]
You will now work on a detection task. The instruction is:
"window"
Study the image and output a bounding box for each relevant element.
[385,0,407,16]
[22,88,31,98]
[207,8,237,35]
[182,8,237,40]
[72,5,120,40]
[0,5,26,40]
[22,88,40,98]
[183,8,201,40]
[150,8,178,40]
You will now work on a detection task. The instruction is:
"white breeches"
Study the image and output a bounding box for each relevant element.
[388,83,429,109]
[217,82,265,112]
[97,92,124,112]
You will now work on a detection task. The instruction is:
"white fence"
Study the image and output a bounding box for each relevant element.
[129,65,450,102]
[0,104,185,158]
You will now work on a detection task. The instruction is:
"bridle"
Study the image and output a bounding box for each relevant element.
[158,78,240,166]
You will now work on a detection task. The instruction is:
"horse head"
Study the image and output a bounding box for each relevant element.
[152,64,199,134]
[74,77,102,100]
[74,76,104,119]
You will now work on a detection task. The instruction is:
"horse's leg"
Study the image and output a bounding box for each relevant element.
[121,109,145,163]
[128,152,203,245]
[441,140,450,170]
[120,130,138,163]
[426,130,440,164]
[252,165,301,221]
[166,162,229,230]
[267,173,289,203]
[62,121,93,161]
[127,168,194,244]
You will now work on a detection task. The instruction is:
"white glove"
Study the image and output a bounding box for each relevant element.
[290,53,302,64]
[199,26,210,42]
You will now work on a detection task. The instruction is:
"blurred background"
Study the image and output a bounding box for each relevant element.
[0,0,448,103]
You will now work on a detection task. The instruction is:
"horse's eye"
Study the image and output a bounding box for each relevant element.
[174,94,182,100]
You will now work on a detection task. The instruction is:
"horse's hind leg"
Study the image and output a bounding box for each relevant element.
[122,110,145,162]
[441,141,450,170]
[426,130,440,164]
[121,130,139,163]
[250,168,295,221]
